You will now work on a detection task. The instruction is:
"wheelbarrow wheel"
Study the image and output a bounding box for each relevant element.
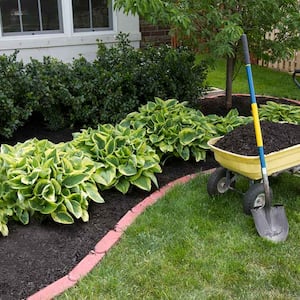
[243,183,273,215]
[207,167,234,196]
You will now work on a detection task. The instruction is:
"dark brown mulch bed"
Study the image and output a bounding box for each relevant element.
[0,94,299,300]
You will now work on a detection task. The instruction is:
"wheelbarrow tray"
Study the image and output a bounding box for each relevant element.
[208,137,300,180]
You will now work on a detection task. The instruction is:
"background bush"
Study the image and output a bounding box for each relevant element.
[0,34,208,138]
[0,51,37,138]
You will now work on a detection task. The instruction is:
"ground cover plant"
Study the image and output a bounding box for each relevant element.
[58,173,300,299]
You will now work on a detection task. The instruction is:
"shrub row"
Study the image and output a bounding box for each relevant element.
[0,33,208,139]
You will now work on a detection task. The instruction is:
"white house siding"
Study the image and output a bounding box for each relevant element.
[0,1,141,63]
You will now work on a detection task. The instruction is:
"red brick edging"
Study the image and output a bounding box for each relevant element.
[27,169,214,300]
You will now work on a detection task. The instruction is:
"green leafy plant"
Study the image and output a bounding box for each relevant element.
[0,51,36,138]
[25,57,75,130]
[120,98,252,163]
[120,97,218,163]
[71,123,162,194]
[0,139,104,236]
[206,109,252,136]
[259,101,300,124]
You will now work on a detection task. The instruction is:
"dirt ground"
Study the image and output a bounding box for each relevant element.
[0,94,299,299]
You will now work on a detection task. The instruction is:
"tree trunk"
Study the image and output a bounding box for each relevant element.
[225,56,235,110]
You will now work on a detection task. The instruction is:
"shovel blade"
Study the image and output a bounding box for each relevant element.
[251,205,289,242]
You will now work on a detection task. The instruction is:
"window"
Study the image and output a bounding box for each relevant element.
[72,0,112,32]
[0,0,62,35]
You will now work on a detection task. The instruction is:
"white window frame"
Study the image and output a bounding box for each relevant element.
[0,0,141,62]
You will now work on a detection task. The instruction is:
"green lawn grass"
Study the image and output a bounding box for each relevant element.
[205,58,300,101]
[58,173,300,300]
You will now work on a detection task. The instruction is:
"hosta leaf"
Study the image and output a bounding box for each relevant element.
[143,171,159,188]
[7,175,28,190]
[179,128,198,145]
[51,178,61,195]
[115,178,130,194]
[20,169,40,185]
[191,147,206,162]
[0,144,15,154]
[4,191,17,208]
[84,182,104,203]
[118,162,137,176]
[178,146,190,161]
[0,223,9,237]
[158,142,174,153]
[131,175,152,191]
[81,210,89,222]
[29,197,43,211]
[142,158,159,170]
[164,98,179,107]
[105,138,116,155]
[34,179,51,196]
[51,205,74,224]
[16,209,29,225]
[62,157,74,173]
[65,197,83,219]
[41,183,56,202]
[149,134,164,144]
[93,166,116,187]
[105,155,119,167]
[92,132,107,149]
[40,200,58,214]
[62,173,89,188]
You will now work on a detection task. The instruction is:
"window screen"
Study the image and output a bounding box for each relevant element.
[0,0,62,35]
[72,0,112,31]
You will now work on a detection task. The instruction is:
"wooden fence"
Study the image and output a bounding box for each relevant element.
[259,52,300,73]
[258,32,300,73]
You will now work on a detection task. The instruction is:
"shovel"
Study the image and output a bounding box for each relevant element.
[241,34,289,242]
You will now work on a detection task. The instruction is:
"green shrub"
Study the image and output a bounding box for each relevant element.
[134,43,208,107]
[0,51,36,138]
[93,33,208,125]
[0,34,208,138]
[25,57,75,130]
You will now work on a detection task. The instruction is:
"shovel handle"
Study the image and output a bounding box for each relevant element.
[241,34,271,204]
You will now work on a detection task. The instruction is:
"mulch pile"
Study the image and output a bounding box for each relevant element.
[215,121,300,155]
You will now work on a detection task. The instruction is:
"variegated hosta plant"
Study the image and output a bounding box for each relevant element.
[205,109,252,136]
[71,123,162,194]
[120,97,217,163]
[0,138,104,236]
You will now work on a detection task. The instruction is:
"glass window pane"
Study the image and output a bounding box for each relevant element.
[40,0,60,30]
[1,0,21,33]
[72,0,90,29]
[21,0,40,32]
[92,0,109,28]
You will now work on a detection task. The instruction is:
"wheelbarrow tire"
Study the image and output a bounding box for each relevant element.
[243,183,273,215]
[207,167,233,196]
